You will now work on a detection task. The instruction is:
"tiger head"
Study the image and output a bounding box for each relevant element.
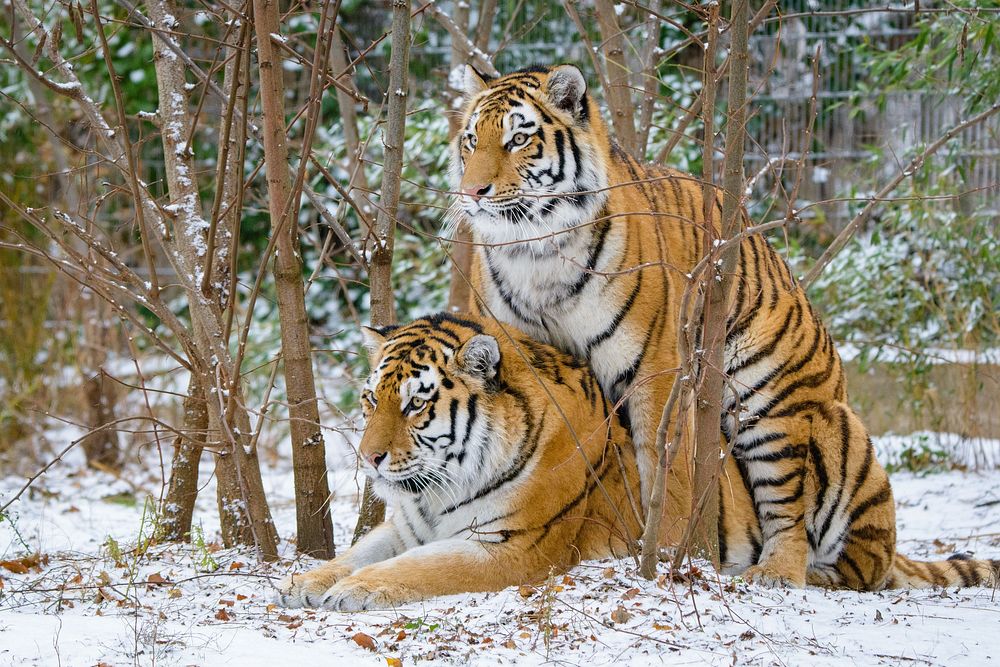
[450,64,610,253]
[358,315,502,503]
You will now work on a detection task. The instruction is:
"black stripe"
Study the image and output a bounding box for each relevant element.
[565,216,611,298]
[586,269,642,354]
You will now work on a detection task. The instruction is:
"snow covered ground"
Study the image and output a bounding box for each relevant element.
[1,431,998,667]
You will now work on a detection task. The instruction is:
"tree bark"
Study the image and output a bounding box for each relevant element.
[594,0,639,155]
[445,0,474,313]
[687,0,749,564]
[330,28,368,196]
[80,370,122,469]
[635,0,663,157]
[353,0,412,544]
[159,376,208,541]
[252,0,335,558]
[473,0,497,52]
[13,30,123,471]
[147,0,278,559]
[160,6,246,543]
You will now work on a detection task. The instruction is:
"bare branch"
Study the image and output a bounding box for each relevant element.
[801,98,1000,288]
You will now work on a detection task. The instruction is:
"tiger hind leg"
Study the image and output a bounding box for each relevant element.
[732,414,815,588]
[804,402,896,590]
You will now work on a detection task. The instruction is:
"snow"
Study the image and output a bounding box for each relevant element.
[838,343,1000,365]
[448,65,466,91]
[812,165,831,184]
[1,432,998,666]
[46,80,81,93]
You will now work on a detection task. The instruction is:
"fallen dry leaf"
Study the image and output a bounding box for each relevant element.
[145,572,168,586]
[352,632,377,651]
[602,567,615,578]
[610,606,632,624]
[386,658,402,667]
[229,561,245,571]
[167,588,182,599]
[0,560,28,574]
[0,553,48,574]
[622,587,640,600]
[215,608,231,622]
[517,584,535,598]
[502,639,517,649]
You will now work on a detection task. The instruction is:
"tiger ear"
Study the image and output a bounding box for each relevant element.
[463,65,491,98]
[456,334,501,382]
[545,64,587,117]
[361,325,390,366]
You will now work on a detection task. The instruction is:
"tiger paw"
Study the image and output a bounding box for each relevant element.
[320,577,416,612]
[275,562,353,608]
[742,563,805,589]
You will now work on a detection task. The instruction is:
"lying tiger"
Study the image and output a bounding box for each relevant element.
[276,314,998,610]
[276,313,642,610]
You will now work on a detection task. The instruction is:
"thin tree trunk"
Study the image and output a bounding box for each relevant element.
[14,32,122,471]
[81,370,121,468]
[160,376,208,541]
[330,28,368,196]
[160,7,246,542]
[594,0,638,155]
[252,0,335,558]
[353,0,412,544]
[147,0,278,559]
[635,0,662,157]
[473,0,497,52]
[445,0,474,312]
[686,0,749,563]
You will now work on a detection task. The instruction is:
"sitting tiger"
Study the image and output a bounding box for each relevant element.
[452,63,938,586]
[276,315,997,610]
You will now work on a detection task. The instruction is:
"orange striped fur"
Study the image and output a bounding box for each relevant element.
[449,64,999,590]
[274,315,997,610]
[277,314,642,610]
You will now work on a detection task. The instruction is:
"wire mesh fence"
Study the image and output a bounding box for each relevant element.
[389,1,1000,228]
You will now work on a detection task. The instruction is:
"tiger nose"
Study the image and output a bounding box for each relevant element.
[462,184,492,201]
[365,451,387,468]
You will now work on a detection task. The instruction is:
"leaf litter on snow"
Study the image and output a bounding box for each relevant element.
[0,434,999,666]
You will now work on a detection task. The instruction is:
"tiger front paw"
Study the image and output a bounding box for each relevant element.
[319,576,417,612]
[742,562,805,589]
[275,562,353,608]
